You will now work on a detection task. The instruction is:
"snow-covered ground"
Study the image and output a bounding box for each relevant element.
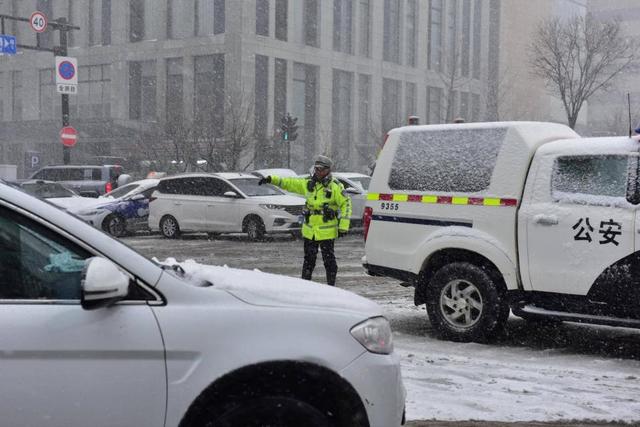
[125,233,640,424]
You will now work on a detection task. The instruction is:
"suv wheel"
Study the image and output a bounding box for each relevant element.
[160,215,181,239]
[244,216,265,241]
[214,396,330,427]
[426,262,508,342]
[103,214,126,237]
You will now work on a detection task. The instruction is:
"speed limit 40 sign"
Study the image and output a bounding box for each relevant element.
[30,11,48,33]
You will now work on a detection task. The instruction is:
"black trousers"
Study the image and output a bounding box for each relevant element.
[302,238,337,286]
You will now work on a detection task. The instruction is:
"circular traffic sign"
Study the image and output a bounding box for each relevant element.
[60,126,78,148]
[30,11,48,33]
[58,61,76,80]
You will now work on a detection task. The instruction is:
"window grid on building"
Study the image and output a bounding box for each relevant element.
[334,0,353,54]
[256,0,269,36]
[405,0,417,67]
[129,61,156,121]
[166,58,184,125]
[383,0,401,64]
[428,0,443,71]
[275,0,288,41]
[359,0,371,57]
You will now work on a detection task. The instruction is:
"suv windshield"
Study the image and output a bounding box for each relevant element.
[21,182,77,199]
[230,178,283,197]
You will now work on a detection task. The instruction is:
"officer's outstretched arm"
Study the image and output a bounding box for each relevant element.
[271,176,308,196]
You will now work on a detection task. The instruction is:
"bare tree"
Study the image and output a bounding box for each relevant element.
[530,14,635,129]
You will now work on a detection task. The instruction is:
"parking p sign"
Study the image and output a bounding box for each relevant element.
[55,56,78,95]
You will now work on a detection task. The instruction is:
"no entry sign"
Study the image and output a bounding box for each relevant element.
[60,126,78,147]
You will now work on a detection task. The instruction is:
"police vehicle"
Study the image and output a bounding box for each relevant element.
[363,121,640,342]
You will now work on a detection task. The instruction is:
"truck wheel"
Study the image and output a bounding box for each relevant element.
[160,215,181,239]
[426,262,508,342]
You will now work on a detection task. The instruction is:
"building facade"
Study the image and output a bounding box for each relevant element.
[1,0,502,177]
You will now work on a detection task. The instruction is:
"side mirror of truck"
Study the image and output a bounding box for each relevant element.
[626,153,640,205]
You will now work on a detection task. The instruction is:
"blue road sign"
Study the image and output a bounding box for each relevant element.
[0,35,17,55]
[58,61,76,80]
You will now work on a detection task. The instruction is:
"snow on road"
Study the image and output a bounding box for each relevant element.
[125,233,640,424]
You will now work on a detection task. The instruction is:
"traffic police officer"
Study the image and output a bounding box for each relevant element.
[258,155,351,286]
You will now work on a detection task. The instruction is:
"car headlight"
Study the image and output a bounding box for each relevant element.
[350,316,394,354]
[260,204,286,210]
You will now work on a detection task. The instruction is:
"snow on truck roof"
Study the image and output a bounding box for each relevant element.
[536,135,640,155]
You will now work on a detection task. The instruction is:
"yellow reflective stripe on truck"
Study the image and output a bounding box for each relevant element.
[366,193,518,207]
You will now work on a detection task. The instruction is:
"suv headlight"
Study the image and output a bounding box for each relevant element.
[260,204,286,210]
[350,316,394,354]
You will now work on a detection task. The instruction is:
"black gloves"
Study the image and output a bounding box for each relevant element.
[258,176,272,185]
[338,231,347,238]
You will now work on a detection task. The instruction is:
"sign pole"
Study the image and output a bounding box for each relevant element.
[57,18,71,165]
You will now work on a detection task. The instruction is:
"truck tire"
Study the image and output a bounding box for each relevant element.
[426,262,508,342]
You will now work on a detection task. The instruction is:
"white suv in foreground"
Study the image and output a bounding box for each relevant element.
[149,173,305,240]
[1,182,405,426]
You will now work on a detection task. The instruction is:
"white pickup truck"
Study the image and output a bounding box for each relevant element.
[363,121,640,342]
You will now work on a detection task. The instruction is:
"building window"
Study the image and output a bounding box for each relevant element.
[461,0,471,77]
[90,0,111,46]
[256,0,269,36]
[194,55,225,136]
[332,70,353,164]
[293,0,318,46]
[39,69,56,120]
[129,61,156,121]
[254,55,269,139]
[472,2,482,79]
[459,91,469,120]
[383,0,400,64]
[333,0,353,54]
[446,0,458,73]
[428,0,443,71]
[427,86,443,124]
[166,58,184,125]
[292,63,318,161]
[274,58,287,126]
[382,78,401,131]
[275,0,288,41]
[195,0,225,36]
[359,0,371,57]
[130,0,145,42]
[167,0,190,39]
[405,82,417,119]
[471,93,480,121]
[12,71,22,121]
[304,0,319,47]
[358,74,371,149]
[405,0,417,67]
[73,64,112,119]
[0,72,4,121]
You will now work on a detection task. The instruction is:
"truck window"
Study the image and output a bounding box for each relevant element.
[388,127,506,192]
[552,155,629,200]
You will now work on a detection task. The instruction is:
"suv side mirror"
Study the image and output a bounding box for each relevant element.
[223,191,238,198]
[345,187,360,195]
[128,193,145,201]
[81,257,129,310]
[627,153,640,205]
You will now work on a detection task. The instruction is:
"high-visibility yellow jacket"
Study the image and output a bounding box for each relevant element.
[271,175,351,241]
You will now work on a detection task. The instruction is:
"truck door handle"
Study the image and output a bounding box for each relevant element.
[533,214,558,226]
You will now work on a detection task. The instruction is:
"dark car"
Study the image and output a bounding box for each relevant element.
[29,165,129,197]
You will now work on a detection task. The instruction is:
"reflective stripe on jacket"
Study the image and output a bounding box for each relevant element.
[271,175,352,241]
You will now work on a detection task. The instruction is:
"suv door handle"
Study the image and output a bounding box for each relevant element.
[174,202,182,206]
[533,214,558,226]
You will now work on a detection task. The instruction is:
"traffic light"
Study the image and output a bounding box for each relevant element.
[281,113,299,142]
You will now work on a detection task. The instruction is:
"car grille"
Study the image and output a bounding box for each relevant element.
[283,205,304,216]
